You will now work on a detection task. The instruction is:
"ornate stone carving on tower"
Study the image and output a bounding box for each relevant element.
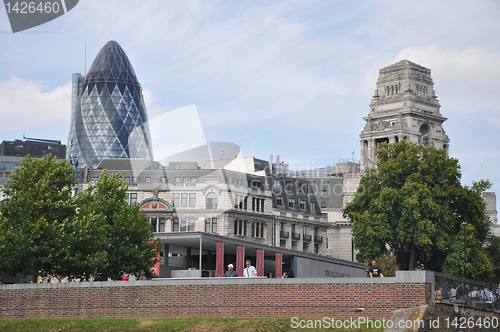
[359,60,450,171]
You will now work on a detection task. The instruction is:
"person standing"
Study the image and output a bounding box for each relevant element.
[243,260,257,277]
[457,283,465,299]
[481,287,492,301]
[450,286,457,299]
[368,260,384,277]
[223,264,239,277]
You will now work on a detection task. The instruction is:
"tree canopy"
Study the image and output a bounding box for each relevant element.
[72,170,160,280]
[342,141,498,282]
[0,155,159,280]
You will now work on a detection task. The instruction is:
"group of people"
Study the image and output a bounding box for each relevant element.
[223,260,257,277]
[224,259,387,278]
[122,272,144,281]
[223,260,295,278]
[468,286,497,301]
[35,272,144,283]
[37,274,86,283]
[436,283,500,305]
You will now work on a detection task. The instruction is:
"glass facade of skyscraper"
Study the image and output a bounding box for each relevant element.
[67,41,153,169]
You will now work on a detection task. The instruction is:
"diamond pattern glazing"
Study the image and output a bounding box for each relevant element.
[67,41,153,168]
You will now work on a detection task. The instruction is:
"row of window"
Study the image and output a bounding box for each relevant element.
[234,194,265,212]
[172,192,219,209]
[281,223,324,245]
[127,192,220,209]
[146,217,217,234]
[121,175,318,194]
[119,176,328,198]
[123,176,198,185]
[385,84,400,95]
[280,240,321,254]
[129,192,270,212]
[280,223,313,236]
[234,220,265,238]
[276,196,315,211]
[228,178,263,189]
[273,180,313,195]
[168,176,262,188]
[129,191,323,212]
[415,84,428,96]
[174,176,197,186]
[173,193,196,207]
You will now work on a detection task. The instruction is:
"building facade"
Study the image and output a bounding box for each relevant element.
[0,138,66,160]
[67,41,153,176]
[80,157,336,277]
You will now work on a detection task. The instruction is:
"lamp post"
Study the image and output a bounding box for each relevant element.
[461,222,467,279]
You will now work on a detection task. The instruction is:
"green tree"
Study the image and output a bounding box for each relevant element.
[73,170,160,280]
[484,235,500,282]
[377,253,399,277]
[0,155,77,277]
[0,156,159,280]
[343,141,495,280]
[442,222,494,282]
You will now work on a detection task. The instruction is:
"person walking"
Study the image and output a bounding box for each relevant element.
[243,260,257,277]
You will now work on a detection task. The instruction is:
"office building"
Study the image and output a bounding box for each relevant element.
[67,40,153,174]
[0,137,66,159]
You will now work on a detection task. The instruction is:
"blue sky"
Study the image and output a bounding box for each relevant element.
[1,0,500,194]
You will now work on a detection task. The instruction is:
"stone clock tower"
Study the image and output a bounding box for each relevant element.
[360,60,450,171]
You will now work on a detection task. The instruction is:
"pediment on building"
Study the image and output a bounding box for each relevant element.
[202,184,224,196]
[139,197,174,211]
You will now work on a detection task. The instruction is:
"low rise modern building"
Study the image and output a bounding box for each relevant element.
[0,138,67,198]
[0,138,66,160]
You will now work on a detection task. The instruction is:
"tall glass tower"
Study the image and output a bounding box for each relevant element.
[67,41,153,170]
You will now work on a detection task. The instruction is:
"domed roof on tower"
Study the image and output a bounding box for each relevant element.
[85,40,140,87]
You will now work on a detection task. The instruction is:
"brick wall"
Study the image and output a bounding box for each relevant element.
[0,272,433,320]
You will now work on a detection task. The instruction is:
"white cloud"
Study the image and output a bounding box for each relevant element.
[0,77,71,130]
[2,0,500,191]
[395,45,500,91]
[142,88,158,109]
[393,45,500,129]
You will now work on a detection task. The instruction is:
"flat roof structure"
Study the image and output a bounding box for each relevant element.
[155,231,367,278]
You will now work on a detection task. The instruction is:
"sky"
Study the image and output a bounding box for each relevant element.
[1,0,500,193]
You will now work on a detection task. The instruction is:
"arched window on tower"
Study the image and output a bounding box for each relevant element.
[419,124,431,146]
[419,124,430,136]
[206,192,218,210]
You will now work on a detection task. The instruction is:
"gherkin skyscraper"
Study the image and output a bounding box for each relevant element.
[67,41,153,171]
